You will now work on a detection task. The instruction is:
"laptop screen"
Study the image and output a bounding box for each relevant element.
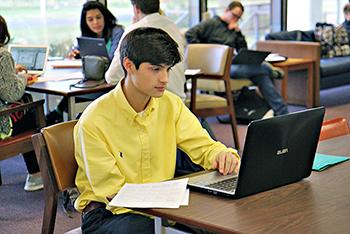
[9,46,48,72]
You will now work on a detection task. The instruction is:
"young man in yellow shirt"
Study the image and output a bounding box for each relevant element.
[74,27,240,233]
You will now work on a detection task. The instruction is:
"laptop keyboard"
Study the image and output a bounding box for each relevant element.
[207,177,238,192]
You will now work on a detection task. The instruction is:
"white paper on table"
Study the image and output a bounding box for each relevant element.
[49,59,82,68]
[109,178,189,208]
[37,71,84,82]
[185,69,201,76]
[181,189,190,206]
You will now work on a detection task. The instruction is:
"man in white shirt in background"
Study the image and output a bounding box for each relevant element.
[105,0,186,102]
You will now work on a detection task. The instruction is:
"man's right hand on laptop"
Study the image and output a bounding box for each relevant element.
[212,151,240,175]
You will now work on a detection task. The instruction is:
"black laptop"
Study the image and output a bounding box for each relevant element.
[77,37,109,59]
[187,107,325,199]
[232,49,270,64]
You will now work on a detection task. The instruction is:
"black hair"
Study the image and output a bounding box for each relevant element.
[130,0,160,14]
[0,15,10,46]
[80,1,121,42]
[119,27,181,77]
[228,1,244,12]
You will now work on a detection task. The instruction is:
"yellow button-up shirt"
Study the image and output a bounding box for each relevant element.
[74,81,238,214]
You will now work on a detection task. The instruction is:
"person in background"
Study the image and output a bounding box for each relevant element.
[46,1,124,125]
[342,3,350,43]
[105,0,186,102]
[74,27,240,233]
[185,1,289,116]
[0,15,43,191]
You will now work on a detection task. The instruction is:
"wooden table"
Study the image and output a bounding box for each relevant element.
[273,58,316,108]
[138,135,350,233]
[26,66,114,120]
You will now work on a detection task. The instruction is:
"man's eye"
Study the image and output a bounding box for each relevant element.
[152,67,161,71]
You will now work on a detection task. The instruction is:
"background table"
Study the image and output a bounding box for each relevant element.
[26,66,114,120]
[273,58,316,108]
[137,135,350,233]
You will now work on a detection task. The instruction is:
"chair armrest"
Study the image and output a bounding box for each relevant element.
[0,99,46,130]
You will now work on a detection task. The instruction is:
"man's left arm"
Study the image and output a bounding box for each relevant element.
[175,101,240,173]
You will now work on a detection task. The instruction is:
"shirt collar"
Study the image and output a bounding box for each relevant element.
[112,79,157,123]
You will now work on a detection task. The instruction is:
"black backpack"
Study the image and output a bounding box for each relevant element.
[217,86,271,124]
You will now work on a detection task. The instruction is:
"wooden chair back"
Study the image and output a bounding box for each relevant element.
[319,117,350,141]
[0,99,45,185]
[31,120,78,234]
[185,44,240,149]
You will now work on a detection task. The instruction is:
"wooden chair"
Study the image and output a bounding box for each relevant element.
[319,117,350,141]
[0,99,45,185]
[31,120,80,234]
[185,44,240,150]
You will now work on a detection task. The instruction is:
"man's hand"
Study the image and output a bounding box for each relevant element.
[212,151,240,175]
[228,21,240,31]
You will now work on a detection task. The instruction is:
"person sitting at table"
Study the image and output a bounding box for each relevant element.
[0,15,43,191]
[74,27,240,233]
[46,1,124,125]
[185,1,289,116]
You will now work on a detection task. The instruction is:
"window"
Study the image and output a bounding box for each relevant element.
[287,0,349,31]
[1,0,85,57]
[1,0,198,57]
[206,0,271,48]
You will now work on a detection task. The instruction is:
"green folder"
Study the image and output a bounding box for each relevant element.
[312,153,350,171]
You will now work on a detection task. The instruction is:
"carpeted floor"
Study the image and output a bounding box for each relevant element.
[1,84,350,234]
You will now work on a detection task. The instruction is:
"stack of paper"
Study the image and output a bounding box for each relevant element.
[109,178,189,208]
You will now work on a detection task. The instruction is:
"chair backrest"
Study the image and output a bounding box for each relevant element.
[185,44,240,150]
[186,43,229,76]
[319,117,350,141]
[41,120,78,190]
[31,120,78,234]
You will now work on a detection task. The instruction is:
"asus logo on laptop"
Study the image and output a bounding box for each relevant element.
[277,148,289,156]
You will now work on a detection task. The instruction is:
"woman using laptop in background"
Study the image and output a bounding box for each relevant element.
[0,15,43,192]
[47,1,124,124]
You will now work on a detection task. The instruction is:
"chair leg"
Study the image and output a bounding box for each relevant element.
[0,167,2,186]
[42,187,59,234]
[229,113,240,151]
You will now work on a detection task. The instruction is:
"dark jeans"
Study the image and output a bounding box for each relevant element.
[12,108,40,174]
[81,207,154,234]
[231,62,288,116]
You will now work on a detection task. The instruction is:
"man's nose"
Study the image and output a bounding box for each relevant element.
[159,70,169,83]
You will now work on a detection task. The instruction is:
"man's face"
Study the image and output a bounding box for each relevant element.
[228,6,243,24]
[345,12,350,21]
[128,61,170,98]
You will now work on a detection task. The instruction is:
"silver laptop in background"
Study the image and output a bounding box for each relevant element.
[8,45,49,75]
[188,107,325,199]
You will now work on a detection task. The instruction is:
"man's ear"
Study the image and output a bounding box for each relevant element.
[123,57,134,74]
